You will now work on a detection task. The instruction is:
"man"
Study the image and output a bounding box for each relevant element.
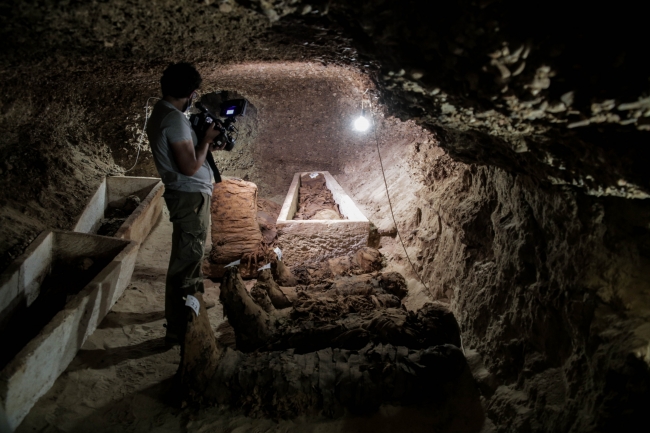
[146,63,222,344]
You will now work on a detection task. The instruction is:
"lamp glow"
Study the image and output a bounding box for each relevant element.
[354,115,370,132]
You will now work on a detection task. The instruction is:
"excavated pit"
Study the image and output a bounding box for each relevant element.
[1,1,650,432]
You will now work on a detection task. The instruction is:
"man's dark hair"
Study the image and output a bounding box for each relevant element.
[161,63,202,98]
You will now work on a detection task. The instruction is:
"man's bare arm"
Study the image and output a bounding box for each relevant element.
[170,125,222,176]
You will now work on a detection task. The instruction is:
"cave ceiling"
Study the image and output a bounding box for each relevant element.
[1,0,649,199]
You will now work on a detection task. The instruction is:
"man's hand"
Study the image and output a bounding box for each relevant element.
[203,123,221,144]
[205,124,229,151]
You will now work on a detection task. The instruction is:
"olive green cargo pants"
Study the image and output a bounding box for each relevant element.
[163,189,211,337]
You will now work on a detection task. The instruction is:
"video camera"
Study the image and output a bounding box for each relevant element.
[189,98,248,151]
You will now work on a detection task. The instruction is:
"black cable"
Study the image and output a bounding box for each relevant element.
[369,108,431,292]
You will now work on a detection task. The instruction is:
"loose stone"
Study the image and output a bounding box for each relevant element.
[561,91,575,106]
[546,101,567,113]
[567,119,591,128]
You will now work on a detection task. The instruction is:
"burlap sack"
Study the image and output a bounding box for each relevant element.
[209,179,262,264]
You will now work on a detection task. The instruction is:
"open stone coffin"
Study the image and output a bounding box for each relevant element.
[73,176,164,244]
[276,171,369,266]
[0,230,138,431]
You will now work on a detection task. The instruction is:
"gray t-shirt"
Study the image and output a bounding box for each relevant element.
[146,99,213,195]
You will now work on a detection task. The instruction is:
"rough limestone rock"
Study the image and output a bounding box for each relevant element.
[342,136,650,431]
[292,247,385,284]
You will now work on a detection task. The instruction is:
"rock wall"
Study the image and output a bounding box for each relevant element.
[338,120,650,431]
[326,0,650,199]
[449,168,650,431]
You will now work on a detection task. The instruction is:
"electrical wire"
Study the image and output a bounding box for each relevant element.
[367,101,431,293]
[125,97,160,173]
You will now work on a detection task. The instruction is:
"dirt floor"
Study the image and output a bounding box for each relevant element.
[17,203,470,433]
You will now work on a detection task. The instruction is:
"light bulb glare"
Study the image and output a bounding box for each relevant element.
[354,116,370,132]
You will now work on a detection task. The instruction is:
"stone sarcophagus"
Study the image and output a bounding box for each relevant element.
[0,231,138,431]
[73,176,164,244]
[276,171,369,266]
